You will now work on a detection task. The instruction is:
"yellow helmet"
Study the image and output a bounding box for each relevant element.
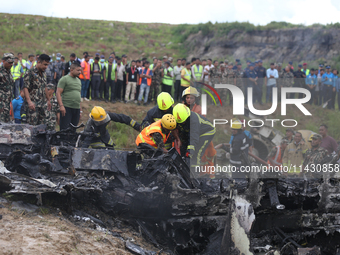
[182,87,200,98]
[161,114,177,130]
[231,119,242,130]
[308,134,313,142]
[90,106,107,122]
[157,92,174,110]
[173,103,191,123]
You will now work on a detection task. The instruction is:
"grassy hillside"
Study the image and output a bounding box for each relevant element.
[1,13,340,62]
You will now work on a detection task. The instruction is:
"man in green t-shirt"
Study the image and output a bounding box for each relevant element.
[56,63,82,130]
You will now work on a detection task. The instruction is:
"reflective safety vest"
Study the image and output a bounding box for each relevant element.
[105,63,116,80]
[90,62,103,79]
[301,69,310,76]
[11,64,21,81]
[79,61,90,80]
[139,68,152,86]
[267,145,283,167]
[181,68,191,87]
[33,61,37,67]
[135,120,169,149]
[20,59,27,72]
[193,65,203,80]
[162,67,173,86]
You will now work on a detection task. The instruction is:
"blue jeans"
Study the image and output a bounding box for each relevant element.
[266,85,276,103]
[138,83,150,103]
[81,79,90,98]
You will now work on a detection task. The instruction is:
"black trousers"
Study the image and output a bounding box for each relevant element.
[115,80,123,101]
[162,83,172,95]
[179,86,186,102]
[105,80,115,101]
[60,107,80,130]
[99,79,105,99]
[174,80,181,102]
[135,85,140,101]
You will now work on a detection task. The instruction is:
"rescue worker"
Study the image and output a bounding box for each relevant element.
[136,114,177,153]
[82,106,141,149]
[229,119,249,168]
[173,103,215,167]
[267,138,288,167]
[141,92,174,129]
[0,53,15,123]
[182,87,216,177]
[302,134,328,173]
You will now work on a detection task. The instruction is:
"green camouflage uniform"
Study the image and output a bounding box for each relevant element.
[303,146,328,169]
[44,96,59,131]
[282,71,294,88]
[149,66,163,102]
[0,66,14,123]
[224,69,235,105]
[208,67,222,104]
[23,66,47,125]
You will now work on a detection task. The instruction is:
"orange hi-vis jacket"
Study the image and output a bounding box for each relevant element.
[136,120,169,149]
[79,61,90,80]
[139,68,152,86]
[267,145,283,167]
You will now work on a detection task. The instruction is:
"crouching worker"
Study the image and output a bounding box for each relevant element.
[82,106,141,149]
[136,114,177,153]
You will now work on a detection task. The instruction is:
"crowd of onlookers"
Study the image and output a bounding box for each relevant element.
[2,51,340,132]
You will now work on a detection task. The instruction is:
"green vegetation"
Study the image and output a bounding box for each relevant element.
[1,13,340,62]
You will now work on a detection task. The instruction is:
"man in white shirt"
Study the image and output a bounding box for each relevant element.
[266,63,279,103]
[204,58,213,84]
[173,59,183,102]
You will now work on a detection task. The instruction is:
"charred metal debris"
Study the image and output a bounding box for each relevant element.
[0,123,340,254]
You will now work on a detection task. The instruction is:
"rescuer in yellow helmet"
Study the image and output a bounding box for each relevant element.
[82,106,141,149]
[172,103,215,167]
[141,92,174,129]
[182,86,202,114]
[136,114,178,153]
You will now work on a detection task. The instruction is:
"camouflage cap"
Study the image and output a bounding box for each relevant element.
[168,57,173,61]
[281,138,289,144]
[311,133,322,140]
[2,53,14,62]
[46,83,55,90]
[163,55,168,59]
[286,128,295,133]
[277,63,282,66]
[220,63,225,68]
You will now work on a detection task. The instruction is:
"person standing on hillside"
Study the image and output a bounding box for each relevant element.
[294,64,306,99]
[282,66,294,99]
[90,57,102,101]
[244,63,258,104]
[137,61,153,106]
[191,58,203,87]
[181,62,192,97]
[173,59,183,102]
[204,59,213,85]
[125,60,139,103]
[54,53,65,86]
[23,54,51,126]
[64,53,80,76]
[99,55,107,101]
[254,60,266,104]
[306,68,317,105]
[319,124,337,154]
[266,63,278,103]
[26,54,35,70]
[115,57,125,102]
[79,54,90,101]
[105,57,117,103]
[0,53,15,123]
[149,59,163,104]
[162,61,173,94]
[17,53,26,90]
[11,57,24,98]
[57,63,82,130]
[322,65,334,109]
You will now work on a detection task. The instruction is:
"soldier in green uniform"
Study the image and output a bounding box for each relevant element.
[282,66,294,98]
[44,83,60,131]
[225,63,236,105]
[234,62,244,91]
[23,54,51,126]
[149,59,163,103]
[208,61,221,104]
[0,53,15,123]
[302,134,328,173]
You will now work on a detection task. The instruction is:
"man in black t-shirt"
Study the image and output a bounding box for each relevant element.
[64,53,80,76]
[125,60,139,103]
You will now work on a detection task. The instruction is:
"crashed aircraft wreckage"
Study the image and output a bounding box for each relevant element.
[0,123,340,254]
